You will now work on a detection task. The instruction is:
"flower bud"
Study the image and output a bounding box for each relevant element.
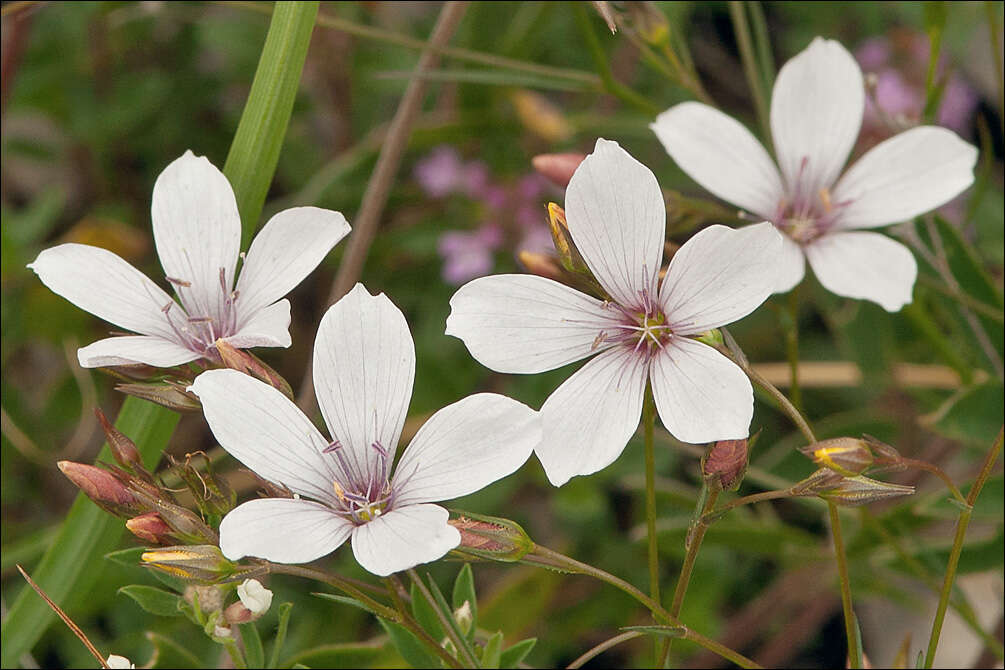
[623,1,670,46]
[141,545,235,583]
[213,340,293,400]
[57,461,136,515]
[800,437,874,477]
[212,623,233,641]
[128,486,218,544]
[590,1,618,33]
[518,250,565,283]
[237,579,273,616]
[816,475,915,507]
[126,512,173,544]
[702,438,748,491]
[447,511,535,562]
[106,655,135,669]
[223,600,255,624]
[95,408,142,469]
[453,600,474,636]
[547,203,596,284]
[116,381,202,412]
[509,90,572,143]
[531,153,587,189]
[170,453,236,518]
[790,467,846,496]
[862,434,903,466]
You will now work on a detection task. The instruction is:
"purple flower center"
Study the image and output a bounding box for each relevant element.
[773,157,852,244]
[162,267,239,358]
[597,288,672,357]
[322,439,405,525]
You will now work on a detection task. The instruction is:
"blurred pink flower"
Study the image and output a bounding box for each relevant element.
[414,146,466,198]
[438,224,504,285]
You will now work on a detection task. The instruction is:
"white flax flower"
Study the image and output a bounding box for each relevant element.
[446,139,783,486]
[29,151,350,368]
[190,284,540,576]
[651,37,977,312]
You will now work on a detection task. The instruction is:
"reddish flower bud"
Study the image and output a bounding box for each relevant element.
[116,381,202,412]
[532,153,587,189]
[95,408,142,469]
[214,340,293,400]
[518,250,565,283]
[702,438,748,491]
[57,461,135,513]
[448,510,535,562]
[126,512,173,544]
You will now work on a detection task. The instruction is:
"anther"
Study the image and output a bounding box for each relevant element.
[165,276,191,287]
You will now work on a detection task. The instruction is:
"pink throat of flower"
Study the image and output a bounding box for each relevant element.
[773,157,852,245]
[322,438,412,525]
[594,288,673,358]
[162,267,239,358]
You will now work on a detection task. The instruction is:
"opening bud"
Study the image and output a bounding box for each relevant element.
[126,512,173,544]
[116,380,202,412]
[214,340,294,400]
[447,510,535,562]
[531,152,587,189]
[237,578,273,616]
[142,545,236,584]
[816,475,916,507]
[106,655,135,669]
[509,90,572,143]
[862,434,904,466]
[453,600,474,636]
[57,461,136,515]
[800,437,874,477]
[702,438,748,491]
[518,250,565,283]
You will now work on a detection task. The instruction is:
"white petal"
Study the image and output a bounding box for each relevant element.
[832,126,977,229]
[223,299,292,349]
[393,394,539,506]
[236,207,350,320]
[536,346,648,487]
[564,138,664,306]
[219,498,352,564]
[804,231,917,312]
[189,369,340,504]
[28,243,176,339]
[771,37,864,195]
[651,102,783,220]
[77,335,200,368]
[650,337,753,444]
[445,274,616,374]
[313,284,415,479]
[151,151,241,321]
[774,233,807,293]
[350,504,460,577]
[659,222,783,335]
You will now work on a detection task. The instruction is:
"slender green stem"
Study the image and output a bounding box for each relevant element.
[736,355,817,444]
[643,384,661,614]
[785,290,803,412]
[899,458,966,505]
[574,3,660,115]
[728,1,770,141]
[922,13,944,124]
[747,1,775,93]
[268,563,397,619]
[524,546,763,669]
[568,631,644,669]
[658,488,720,666]
[924,427,1004,668]
[405,570,480,668]
[829,502,861,668]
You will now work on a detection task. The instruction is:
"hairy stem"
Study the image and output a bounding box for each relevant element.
[924,427,1004,667]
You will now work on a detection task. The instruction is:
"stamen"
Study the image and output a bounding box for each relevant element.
[165,276,191,287]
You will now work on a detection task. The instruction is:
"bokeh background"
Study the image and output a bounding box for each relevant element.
[2,2,1003,667]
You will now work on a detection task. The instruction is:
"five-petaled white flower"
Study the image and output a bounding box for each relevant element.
[446,139,783,487]
[190,284,540,576]
[28,151,350,368]
[651,37,977,312]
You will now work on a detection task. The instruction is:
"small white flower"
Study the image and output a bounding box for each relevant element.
[236,579,273,615]
[446,139,783,486]
[213,624,233,639]
[28,151,351,368]
[651,37,978,312]
[189,284,540,576]
[106,655,134,669]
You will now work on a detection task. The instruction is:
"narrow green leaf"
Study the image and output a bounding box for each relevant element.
[379,619,442,669]
[267,602,294,669]
[118,584,184,617]
[0,524,59,573]
[224,0,319,245]
[410,582,446,640]
[452,563,478,630]
[1,3,319,660]
[282,642,384,669]
[481,631,504,669]
[312,592,382,616]
[499,638,537,669]
[1,397,178,668]
[242,621,266,669]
